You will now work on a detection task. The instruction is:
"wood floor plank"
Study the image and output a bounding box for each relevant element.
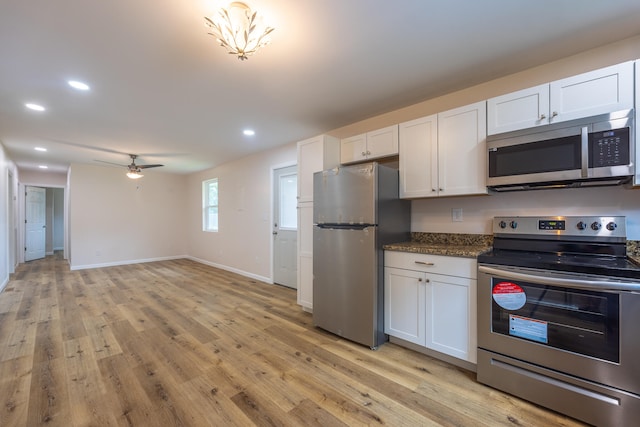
[27,357,71,426]
[97,353,162,426]
[63,336,118,426]
[0,254,588,427]
[179,375,255,426]
[287,398,350,427]
[0,318,38,363]
[82,314,123,360]
[0,356,32,427]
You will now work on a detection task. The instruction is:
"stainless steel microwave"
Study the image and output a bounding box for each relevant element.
[487,110,634,191]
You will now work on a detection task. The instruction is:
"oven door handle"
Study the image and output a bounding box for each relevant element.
[478,265,640,292]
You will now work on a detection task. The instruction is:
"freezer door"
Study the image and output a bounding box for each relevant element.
[313,225,383,348]
[313,163,376,225]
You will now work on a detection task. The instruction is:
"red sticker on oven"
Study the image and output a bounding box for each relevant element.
[492,282,526,310]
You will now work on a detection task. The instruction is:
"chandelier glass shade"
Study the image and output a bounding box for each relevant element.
[205,2,274,61]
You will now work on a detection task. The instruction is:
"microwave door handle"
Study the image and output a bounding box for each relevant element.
[478,265,640,292]
[581,126,589,178]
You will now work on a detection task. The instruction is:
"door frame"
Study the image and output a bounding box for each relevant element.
[18,182,68,264]
[270,161,297,286]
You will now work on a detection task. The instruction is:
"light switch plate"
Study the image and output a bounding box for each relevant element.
[452,208,463,222]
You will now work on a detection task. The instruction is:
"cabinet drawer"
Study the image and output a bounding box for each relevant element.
[385,251,476,279]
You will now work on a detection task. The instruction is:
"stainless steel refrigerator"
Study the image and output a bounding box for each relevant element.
[312,162,410,349]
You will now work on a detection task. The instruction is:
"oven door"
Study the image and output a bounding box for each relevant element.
[478,264,640,396]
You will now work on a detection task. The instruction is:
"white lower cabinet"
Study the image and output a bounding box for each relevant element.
[384,251,477,363]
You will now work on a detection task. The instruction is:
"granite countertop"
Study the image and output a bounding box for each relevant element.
[627,241,640,265]
[384,232,493,259]
[385,233,640,264]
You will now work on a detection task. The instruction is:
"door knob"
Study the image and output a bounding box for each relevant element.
[272,231,278,235]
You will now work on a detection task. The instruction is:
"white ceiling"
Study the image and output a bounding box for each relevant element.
[2,0,640,175]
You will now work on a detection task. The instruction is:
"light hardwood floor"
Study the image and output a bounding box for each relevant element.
[0,253,587,426]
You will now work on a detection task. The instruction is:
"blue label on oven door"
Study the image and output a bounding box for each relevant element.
[509,314,548,343]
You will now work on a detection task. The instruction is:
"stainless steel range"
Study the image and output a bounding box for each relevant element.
[477,216,640,427]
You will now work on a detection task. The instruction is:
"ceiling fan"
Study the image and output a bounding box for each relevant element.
[97,154,164,179]
[124,154,163,179]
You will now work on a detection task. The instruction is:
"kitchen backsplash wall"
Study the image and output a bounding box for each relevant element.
[411,185,640,239]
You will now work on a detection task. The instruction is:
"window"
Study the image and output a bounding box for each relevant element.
[203,178,218,231]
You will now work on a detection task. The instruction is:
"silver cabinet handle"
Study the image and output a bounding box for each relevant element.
[414,261,434,266]
[539,114,546,120]
[361,151,366,156]
[551,111,558,118]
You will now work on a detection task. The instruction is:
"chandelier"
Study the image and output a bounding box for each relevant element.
[205,2,274,61]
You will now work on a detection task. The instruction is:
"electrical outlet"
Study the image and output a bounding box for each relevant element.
[452,208,463,222]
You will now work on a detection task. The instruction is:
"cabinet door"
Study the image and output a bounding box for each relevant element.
[366,125,399,159]
[549,61,634,124]
[297,137,323,203]
[437,101,487,197]
[297,135,340,203]
[426,274,476,363]
[340,133,367,164]
[487,84,549,135]
[296,203,314,310]
[399,115,438,198]
[384,267,426,345]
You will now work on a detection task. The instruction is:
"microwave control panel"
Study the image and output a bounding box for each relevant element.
[589,127,630,167]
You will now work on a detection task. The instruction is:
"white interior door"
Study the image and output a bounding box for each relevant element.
[25,186,46,261]
[273,166,297,288]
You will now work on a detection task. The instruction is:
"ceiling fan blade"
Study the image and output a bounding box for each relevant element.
[94,159,127,167]
[137,164,164,169]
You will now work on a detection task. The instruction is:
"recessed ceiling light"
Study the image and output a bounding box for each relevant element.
[34,147,47,152]
[25,103,45,112]
[68,80,90,91]
[243,129,255,136]
[38,165,48,169]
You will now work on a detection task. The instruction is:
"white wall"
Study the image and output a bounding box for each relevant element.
[53,188,64,250]
[411,186,640,239]
[0,142,18,290]
[186,142,297,282]
[68,164,188,269]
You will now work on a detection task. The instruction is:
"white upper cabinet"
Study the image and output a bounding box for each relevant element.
[399,115,437,198]
[488,61,634,135]
[437,102,487,197]
[341,124,399,164]
[487,84,549,135]
[297,135,340,203]
[399,102,487,198]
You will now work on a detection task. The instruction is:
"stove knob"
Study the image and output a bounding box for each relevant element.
[498,221,507,229]
[576,221,587,230]
[591,221,601,231]
[510,221,518,229]
[606,222,617,231]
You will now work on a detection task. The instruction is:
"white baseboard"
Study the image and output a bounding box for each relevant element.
[0,276,8,293]
[70,255,189,271]
[187,256,272,284]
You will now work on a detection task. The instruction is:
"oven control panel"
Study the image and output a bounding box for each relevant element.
[493,216,626,238]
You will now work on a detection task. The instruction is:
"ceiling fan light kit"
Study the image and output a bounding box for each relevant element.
[204,1,274,61]
[126,171,144,179]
